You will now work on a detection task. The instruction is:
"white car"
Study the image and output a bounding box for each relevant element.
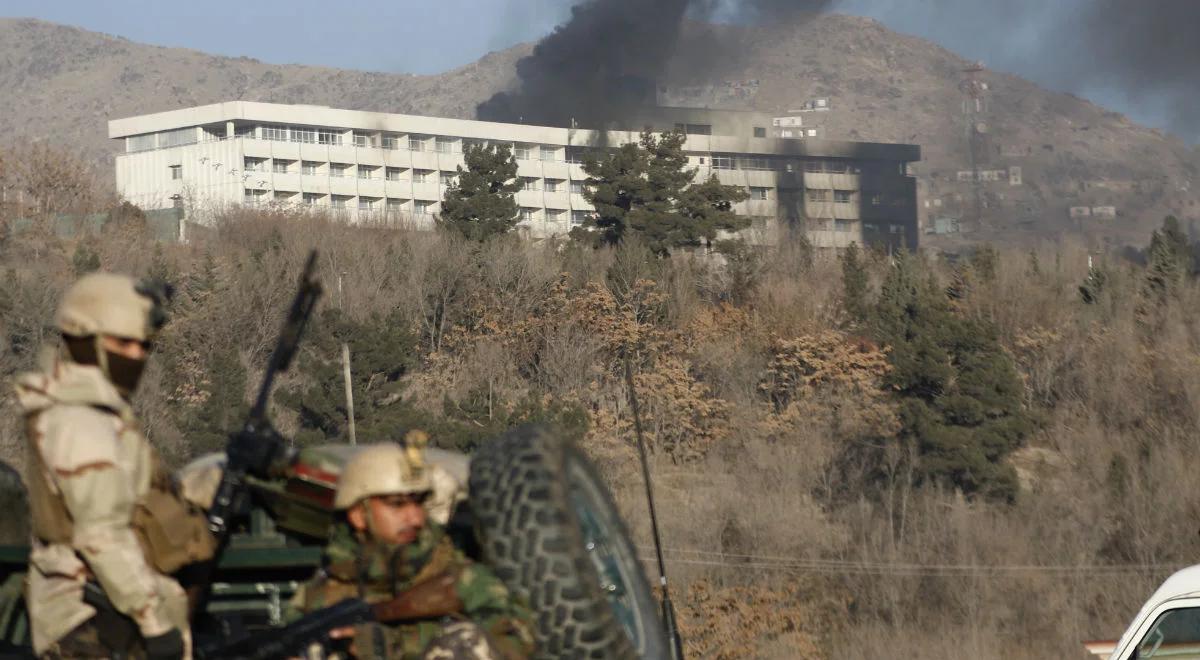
[1087,565,1200,659]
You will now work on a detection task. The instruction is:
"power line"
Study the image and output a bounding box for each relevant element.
[635,546,1185,577]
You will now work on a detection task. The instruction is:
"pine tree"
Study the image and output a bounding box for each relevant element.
[873,251,1029,501]
[438,143,522,242]
[839,242,870,324]
[572,129,748,256]
[1142,215,1192,309]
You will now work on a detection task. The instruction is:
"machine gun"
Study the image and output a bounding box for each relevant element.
[206,250,322,537]
[195,571,463,660]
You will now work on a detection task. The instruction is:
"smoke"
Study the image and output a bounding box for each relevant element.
[476,0,833,127]
[838,0,1200,136]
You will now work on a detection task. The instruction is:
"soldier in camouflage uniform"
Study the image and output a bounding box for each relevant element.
[14,273,215,659]
[290,435,535,660]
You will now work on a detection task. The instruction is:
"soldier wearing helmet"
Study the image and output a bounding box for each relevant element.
[14,273,215,659]
[289,432,534,659]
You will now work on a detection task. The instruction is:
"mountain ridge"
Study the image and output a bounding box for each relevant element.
[2,14,1196,244]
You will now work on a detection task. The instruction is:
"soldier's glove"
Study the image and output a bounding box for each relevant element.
[144,628,185,660]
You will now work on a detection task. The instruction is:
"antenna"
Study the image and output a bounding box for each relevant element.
[623,352,684,659]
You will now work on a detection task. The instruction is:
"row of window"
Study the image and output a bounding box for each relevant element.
[806,189,857,203]
[254,125,575,161]
[243,189,439,213]
[708,154,873,175]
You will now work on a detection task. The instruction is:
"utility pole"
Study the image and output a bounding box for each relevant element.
[338,272,357,445]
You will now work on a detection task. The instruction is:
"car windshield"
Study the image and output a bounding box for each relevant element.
[1136,607,1200,659]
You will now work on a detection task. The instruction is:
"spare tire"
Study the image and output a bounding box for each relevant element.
[469,425,669,659]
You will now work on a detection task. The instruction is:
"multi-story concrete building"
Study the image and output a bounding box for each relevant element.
[108,101,920,249]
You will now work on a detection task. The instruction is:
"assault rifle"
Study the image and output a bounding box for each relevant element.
[206,250,322,537]
[195,572,462,660]
[192,252,322,619]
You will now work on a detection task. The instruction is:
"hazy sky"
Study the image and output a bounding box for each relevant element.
[3,0,1187,135]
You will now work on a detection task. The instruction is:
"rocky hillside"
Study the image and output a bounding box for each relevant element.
[2,14,1197,246]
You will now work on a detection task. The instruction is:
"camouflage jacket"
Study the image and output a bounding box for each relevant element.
[290,522,534,660]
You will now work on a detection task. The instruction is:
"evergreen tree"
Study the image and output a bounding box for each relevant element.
[1143,215,1192,307]
[839,242,870,324]
[438,143,522,242]
[971,244,999,283]
[873,251,1030,501]
[572,129,748,256]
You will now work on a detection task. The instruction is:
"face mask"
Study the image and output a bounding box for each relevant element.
[104,349,147,398]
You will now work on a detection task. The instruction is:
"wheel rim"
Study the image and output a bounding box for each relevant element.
[565,458,648,651]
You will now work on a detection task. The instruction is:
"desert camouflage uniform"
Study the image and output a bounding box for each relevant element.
[290,522,534,660]
[15,358,199,658]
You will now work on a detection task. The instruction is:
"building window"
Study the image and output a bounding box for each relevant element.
[519,207,537,223]
[414,200,435,215]
[274,191,295,202]
[331,195,350,209]
[570,181,585,194]
[834,220,853,232]
[330,163,351,178]
[712,155,735,170]
[303,193,323,206]
[169,165,182,180]
[544,179,561,193]
[127,134,157,152]
[753,126,767,138]
[834,190,855,204]
[540,146,558,162]
[262,125,288,142]
[740,157,771,171]
[234,125,256,139]
[354,132,375,148]
[159,127,198,148]
[273,160,292,174]
[805,160,824,173]
[291,128,316,144]
[571,210,592,226]
[413,169,432,183]
[318,130,343,146]
[244,157,267,172]
[546,209,566,223]
[386,198,407,212]
[302,161,320,176]
[243,189,268,204]
[359,197,378,211]
[435,137,455,154]
[386,167,406,181]
[521,177,540,192]
[674,123,712,136]
[870,193,884,206]
[750,187,769,201]
[513,144,532,160]
[806,189,830,202]
[358,166,378,180]
[381,134,400,150]
[409,135,427,151]
[440,171,457,186]
[890,224,904,234]
[863,223,879,232]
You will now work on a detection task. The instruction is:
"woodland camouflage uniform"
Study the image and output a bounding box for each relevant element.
[289,441,534,660]
[291,522,534,659]
[14,273,214,659]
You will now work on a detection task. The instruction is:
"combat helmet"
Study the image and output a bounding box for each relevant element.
[334,430,434,510]
[55,273,170,342]
[55,273,172,396]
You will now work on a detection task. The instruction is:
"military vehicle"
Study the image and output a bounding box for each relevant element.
[0,424,669,658]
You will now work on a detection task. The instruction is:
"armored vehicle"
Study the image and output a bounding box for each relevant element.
[0,425,669,659]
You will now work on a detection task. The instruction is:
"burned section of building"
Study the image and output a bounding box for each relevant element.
[108,101,920,251]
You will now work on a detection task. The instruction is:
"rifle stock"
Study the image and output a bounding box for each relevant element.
[195,571,464,660]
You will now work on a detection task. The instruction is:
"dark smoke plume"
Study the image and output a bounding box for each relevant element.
[839,0,1200,136]
[477,0,833,128]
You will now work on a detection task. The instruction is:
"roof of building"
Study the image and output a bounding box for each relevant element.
[109,101,919,162]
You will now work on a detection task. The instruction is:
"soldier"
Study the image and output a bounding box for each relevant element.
[14,273,215,659]
[290,434,535,660]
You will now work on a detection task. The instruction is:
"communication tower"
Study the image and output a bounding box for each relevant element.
[959,62,990,228]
